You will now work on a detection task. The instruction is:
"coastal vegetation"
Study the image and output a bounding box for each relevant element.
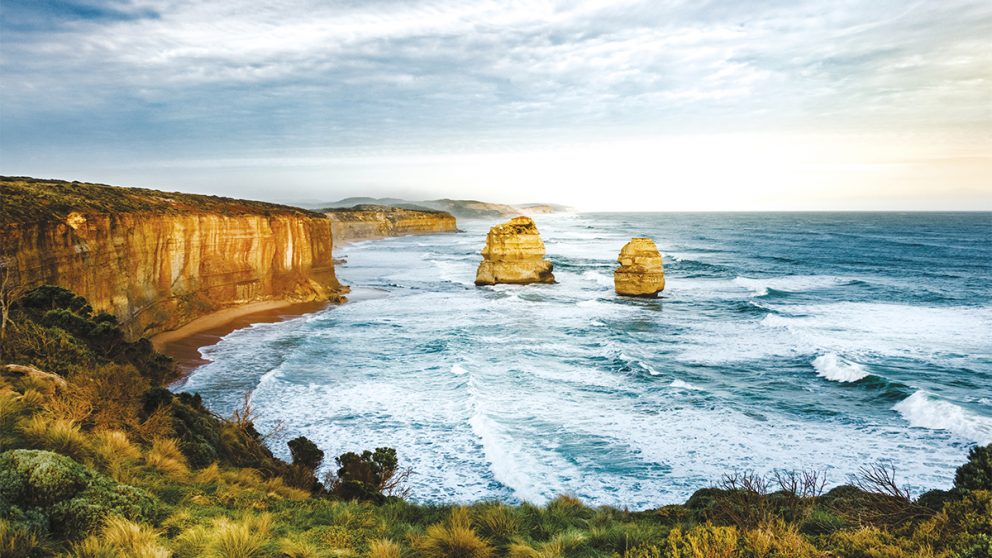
[1,286,990,557]
[0,177,325,223]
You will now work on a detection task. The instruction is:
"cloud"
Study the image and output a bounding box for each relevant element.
[1,0,989,207]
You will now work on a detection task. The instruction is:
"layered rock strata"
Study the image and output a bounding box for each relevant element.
[614,238,665,297]
[323,205,457,245]
[475,216,555,285]
[1,178,344,339]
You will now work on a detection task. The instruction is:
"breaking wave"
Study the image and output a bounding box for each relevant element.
[812,353,870,383]
[893,391,992,444]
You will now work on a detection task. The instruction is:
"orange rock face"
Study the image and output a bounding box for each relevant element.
[614,238,665,297]
[3,190,344,339]
[475,216,555,285]
[324,205,457,246]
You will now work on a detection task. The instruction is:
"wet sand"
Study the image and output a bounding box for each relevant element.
[151,300,331,378]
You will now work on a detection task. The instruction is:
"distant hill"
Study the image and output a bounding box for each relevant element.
[322,197,411,208]
[315,197,571,220]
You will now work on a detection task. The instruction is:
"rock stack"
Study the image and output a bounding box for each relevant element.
[475,216,555,285]
[614,238,665,297]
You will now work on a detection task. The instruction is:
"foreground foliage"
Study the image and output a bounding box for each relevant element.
[0,286,989,557]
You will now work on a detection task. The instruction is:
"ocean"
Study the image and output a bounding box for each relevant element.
[177,212,992,509]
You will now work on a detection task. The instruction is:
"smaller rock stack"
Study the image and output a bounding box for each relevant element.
[614,238,665,297]
[475,216,556,285]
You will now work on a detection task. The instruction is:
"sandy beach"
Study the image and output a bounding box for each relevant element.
[151,300,332,378]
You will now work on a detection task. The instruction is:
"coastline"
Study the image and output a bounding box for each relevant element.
[151,299,332,378]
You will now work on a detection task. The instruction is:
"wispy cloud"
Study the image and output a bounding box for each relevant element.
[1,0,989,207]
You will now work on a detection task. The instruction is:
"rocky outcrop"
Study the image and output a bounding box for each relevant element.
[1,177,344,339]
[614,238,665,297]
[323,204,457,246]
[475,216,555,285]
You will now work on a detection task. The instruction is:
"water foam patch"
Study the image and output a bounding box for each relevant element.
[734,275,853,297]
[813,353,870,383]
[581,270,615,288]
[670,379,702,390]
[893,391,992,444]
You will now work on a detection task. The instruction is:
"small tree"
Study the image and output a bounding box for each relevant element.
[328,447,412,502]
[0,256,28,357]
[288,436,324,471]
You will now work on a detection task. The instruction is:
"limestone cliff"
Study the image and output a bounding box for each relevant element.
[475,216,555,285]
[1,177,344,339]
[323,204,457,245]
[614,238,665,297]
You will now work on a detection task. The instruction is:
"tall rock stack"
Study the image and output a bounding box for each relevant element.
[614,238,665,297]
[475,216,555,285]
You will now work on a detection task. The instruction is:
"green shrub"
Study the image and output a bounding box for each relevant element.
[10,286,174,384]
[0,449,160,540]
[955,444,992,492]
[915,490,992,555]
[665,523,738,558]
[826,526,927,558]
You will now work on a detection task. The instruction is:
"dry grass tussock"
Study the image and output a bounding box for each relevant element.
[68,516,170,558]
[176,513,272,558]
[146,437,189,477]
[20,413,89,460]
[412,507,494,558]
[367,538,403,558]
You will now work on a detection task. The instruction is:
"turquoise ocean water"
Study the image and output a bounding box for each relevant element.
[179,212,992,508]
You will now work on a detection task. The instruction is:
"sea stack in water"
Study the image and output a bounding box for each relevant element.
[614,238,665,297]
[475,216,555,285]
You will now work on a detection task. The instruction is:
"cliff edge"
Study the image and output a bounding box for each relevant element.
[322,204,457,245]
[0,177,344,339]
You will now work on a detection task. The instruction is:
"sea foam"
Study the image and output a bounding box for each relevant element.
[670,379,702,390]
[734,275,850,297]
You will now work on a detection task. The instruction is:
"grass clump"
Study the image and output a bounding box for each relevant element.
[68,516,171,558]
[412,507,494,558]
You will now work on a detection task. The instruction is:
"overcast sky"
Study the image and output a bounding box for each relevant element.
[1,0,990,210]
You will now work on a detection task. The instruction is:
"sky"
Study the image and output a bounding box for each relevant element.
[1,0,990,210]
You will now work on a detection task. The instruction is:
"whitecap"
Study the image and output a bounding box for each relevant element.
[670,379,701,390]
[893,391,992,444]
[451,364,468,375]
[733,275,851,297]
[580,270,614,287]
[812,353,869,383]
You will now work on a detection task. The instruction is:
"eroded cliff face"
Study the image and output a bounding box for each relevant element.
[614,238,665,297]
[324,205,457,245]
[475,216,555,285]
[2,178,344,339]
